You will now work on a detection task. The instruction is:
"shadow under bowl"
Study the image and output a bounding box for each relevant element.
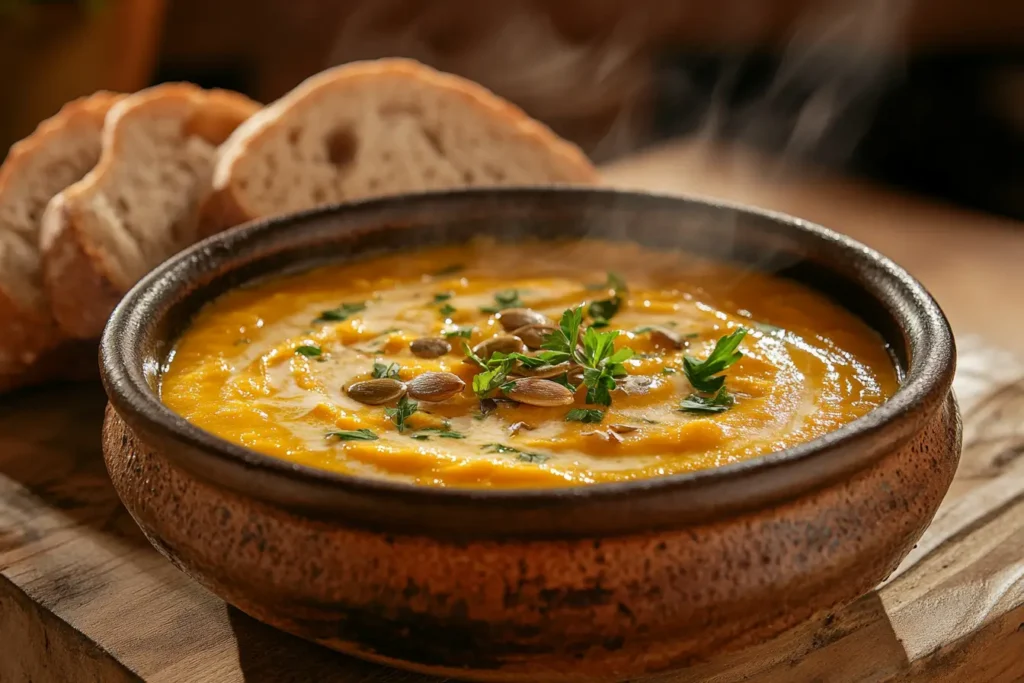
[99,188,960,682]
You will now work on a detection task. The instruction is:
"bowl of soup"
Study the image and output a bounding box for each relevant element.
[100,188,959,681]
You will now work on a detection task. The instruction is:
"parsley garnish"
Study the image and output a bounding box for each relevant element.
[482,443,550,464]
[680,328,746,412]
[683,328,747,393]
[538,307,633,406]
[413,426,466,440]
[433,292,453,303]
[371,361,401,379]
[566,408,604,424]
[439,303,457,317]
[314,301,366,323]
[434,264,464,276]
[462,345,549,398]
[384,396,418,433]
[587,272,627,326]
[679,387,735,414]
[480,289,523,313]
[295,344,322,357]
[326,428,378,441]
[443,325,474,339]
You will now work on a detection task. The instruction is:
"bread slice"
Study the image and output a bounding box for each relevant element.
[0,92,123,392]
[201,58,598,233]
[41,84,260,340]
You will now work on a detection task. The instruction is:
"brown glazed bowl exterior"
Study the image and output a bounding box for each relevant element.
[99,189,960,682]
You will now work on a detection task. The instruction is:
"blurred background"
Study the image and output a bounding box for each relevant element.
[2,0,1023,219]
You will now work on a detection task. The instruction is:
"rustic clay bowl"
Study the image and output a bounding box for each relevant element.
[100,188,960,682]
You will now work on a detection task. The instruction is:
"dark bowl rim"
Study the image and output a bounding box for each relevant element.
[100,187,956,534]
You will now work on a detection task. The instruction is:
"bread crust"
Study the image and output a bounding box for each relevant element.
[41,84,259,340]
[0,92,122,381]
[202,58,598,234]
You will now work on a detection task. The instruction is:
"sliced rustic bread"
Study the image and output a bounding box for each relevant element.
[0,92,123,391]
[41,84,260,340]
[201,58,598,233]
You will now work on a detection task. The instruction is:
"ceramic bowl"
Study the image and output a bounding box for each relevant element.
[99,188,960,682]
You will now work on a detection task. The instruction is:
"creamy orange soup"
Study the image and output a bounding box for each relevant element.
[160,239,897,488]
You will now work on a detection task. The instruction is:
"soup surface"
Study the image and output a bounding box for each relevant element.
[161,239,897,488]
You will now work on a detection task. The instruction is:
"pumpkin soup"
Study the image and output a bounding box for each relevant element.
[160,239,897,488]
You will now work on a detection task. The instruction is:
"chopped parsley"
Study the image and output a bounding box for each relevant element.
[433,292,453,303]
[314,301,366,323]
[587,272,627,326]
[443,325,474,339]
[679,387,735,414]
[480,289,524,313]
[565,408,605,424]
[538,307,633,406]
[482,443,550,464]
[384,396,418,433]
[295,344,322,357]
[439,303,457,317]
[412,426,466,440]
[683,328,747,393]
[462,345,549,398]
[680,328,747,412]
[326,428,378,441]
[371,361,401,379]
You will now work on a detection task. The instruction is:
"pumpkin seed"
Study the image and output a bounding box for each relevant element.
[497,308,549,332]
[504,378,575,407]
[617,375,653,396]
[406,372,466,402]
[346,378,407,405]
[466,335,527,363]
[511,323,558,349]
[608,424,639,434]
[410,336,451,358]
[510,360,573,379]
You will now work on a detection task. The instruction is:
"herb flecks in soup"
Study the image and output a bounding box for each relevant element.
[160,240,897,488]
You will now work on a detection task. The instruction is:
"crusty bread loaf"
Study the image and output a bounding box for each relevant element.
[41,84,260,340]
[201,58,598,233]
[0,92,123,392]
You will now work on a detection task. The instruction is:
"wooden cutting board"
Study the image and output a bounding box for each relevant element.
[2,143,1023,682]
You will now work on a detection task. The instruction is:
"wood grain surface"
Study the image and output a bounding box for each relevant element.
[2,142,1023,682]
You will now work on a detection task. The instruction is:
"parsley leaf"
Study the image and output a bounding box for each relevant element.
[433,292,453,303]
[295,344,322,357]
[482,443,550,463]
[566,408,604,424]
[384,396,418,433]
[439,303,457,316]
[464,346,518,398]
[372,361,401,379]
[326,428,378,441]
[679,387,735,413]
[683,328,747,394]
[414,427,466,440]
[480,289,524,313]
[314,301,366,323]
[538,307,632,406]
[586,272,628,325]
[443,325,475,339]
